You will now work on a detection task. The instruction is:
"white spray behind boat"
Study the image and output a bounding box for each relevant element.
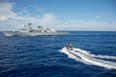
[60,45,116,70]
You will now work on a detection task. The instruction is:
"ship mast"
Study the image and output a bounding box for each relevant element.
[28,22,33,31]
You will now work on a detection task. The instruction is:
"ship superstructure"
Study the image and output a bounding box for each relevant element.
[3,23,70,36]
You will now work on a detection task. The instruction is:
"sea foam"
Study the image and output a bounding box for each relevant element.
[60,47,116,70]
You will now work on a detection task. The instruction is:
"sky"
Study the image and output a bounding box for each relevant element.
[0,0,116,31]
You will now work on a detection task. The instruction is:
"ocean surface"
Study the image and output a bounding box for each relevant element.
[0,31,116,77]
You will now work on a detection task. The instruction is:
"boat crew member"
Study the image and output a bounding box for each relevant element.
[66,44,73,51]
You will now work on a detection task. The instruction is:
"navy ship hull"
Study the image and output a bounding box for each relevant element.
[3,31,70,36]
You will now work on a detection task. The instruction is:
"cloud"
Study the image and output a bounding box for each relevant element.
[21,8,30,16]
[0,16,7,20]
[0,1,116,31]
[32,6,44,14]
[69,20,77,23]
[55,18,116,31]
[0,2,16,21]
[0,1,57,31]
[94,16,100,19]
[40,13,56,25]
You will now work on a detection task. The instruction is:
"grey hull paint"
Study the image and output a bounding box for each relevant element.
[3,31,70,36]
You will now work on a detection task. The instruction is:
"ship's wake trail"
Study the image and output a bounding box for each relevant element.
[60,47,116,70]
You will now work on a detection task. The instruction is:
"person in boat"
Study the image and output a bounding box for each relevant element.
[66,44,73,51]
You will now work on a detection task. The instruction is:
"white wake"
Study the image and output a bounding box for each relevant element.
[60,47,116,70]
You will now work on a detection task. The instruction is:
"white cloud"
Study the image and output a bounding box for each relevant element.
[69,20,77,23]
[0,1,57,31]
[40,13,56,25]
[32,6,44,14]
[56,18,116,31]
[94,16,100,19]
[0,16,7,20]
[0,2,16,20]
[0,1,116,31]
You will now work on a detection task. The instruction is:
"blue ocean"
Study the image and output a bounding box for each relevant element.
[0,31,116,77]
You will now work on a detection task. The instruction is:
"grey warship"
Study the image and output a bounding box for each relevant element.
[3,23,70,36]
